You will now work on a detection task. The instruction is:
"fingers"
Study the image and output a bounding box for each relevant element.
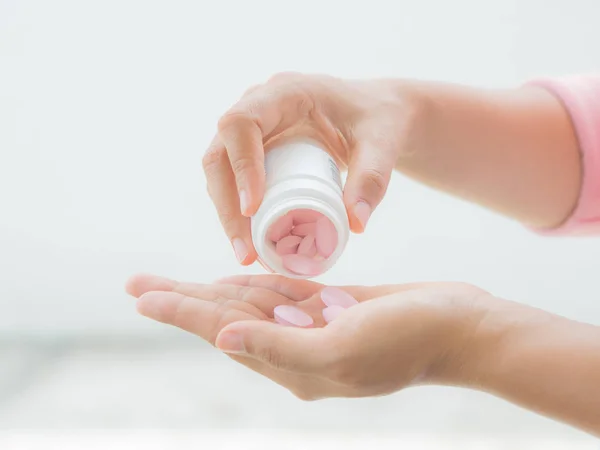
[136,291,261,344]
[203,137,256,265]
[126,273,294,318]
[126,274,432,312]
[125,273,176,298]
[338,283,433,301]
[217,113,265,217]
[343,138,396,233]
[214,274,322,302]
[204,75,318,266]
[215,82,315,216]
[128,273,245,300]
[213,275,412,304]
[216,320,334,374]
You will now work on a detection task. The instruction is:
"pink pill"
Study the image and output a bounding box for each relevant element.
[322,305,346,323]
[292,209,322,225]
[275,235,302,256]
[291,222,316,237]
[320,287,359,308]
[297,234,317,257]
[268,213,294,242]
[274,305,314,327]
[282,254,324,276]
[315,216,338,258]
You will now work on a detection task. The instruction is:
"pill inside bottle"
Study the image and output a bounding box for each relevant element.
[267,209,338,277]
[250,140,350,278]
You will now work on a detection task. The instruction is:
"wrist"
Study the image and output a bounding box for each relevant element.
[408,287,506,386]
[444,295,555,389]
[371,78,435,167]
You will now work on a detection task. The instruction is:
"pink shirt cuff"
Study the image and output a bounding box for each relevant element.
[527,75,600,236]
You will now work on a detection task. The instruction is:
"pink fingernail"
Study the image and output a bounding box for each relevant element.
[320,287,358,308]
[273,305,314,327]
[239,189,250,216]
[322,305,346,323]
[232,238,248,264]
[354,201,372,230]
[216,331,246,353]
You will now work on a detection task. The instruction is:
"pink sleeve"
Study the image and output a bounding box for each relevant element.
[528,75,600,236]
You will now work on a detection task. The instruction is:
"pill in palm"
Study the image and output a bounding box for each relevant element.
[322,305,346,323]
[320,287,359,308]
[273,305,314,327]
[275,235,302,255]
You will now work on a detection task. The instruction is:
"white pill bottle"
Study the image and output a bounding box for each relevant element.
[251,139,350,279]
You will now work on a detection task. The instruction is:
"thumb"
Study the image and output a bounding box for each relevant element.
[344,138,396,233]
[215,320,329,372]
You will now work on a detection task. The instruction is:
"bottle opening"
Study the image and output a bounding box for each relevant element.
[265,208,339,277]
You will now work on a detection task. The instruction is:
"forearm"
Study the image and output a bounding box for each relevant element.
[397,81,582,229]
[460,297,600,436]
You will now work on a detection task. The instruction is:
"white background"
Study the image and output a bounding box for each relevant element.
[1,0,599,335]
[0,0,599,446]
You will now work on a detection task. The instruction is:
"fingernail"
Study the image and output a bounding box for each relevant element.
[320,287,359,308]
[239,189,250,216]
[216,331,246,353]
[322,305,346,323]
[232,238,248,264]
[136,291,181,322]
[273,305,314,328]
[354,201,372,230]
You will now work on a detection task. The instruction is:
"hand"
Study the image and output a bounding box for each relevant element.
[203,73,425,264]
[126,273,491,400]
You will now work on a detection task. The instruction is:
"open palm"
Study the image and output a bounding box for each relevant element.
[126,273,485,400]
[126,273,405,335]
[125,273,420,398]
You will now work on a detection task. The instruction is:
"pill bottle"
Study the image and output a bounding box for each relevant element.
[251,139,350,279]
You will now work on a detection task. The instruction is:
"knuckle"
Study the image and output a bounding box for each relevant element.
[241,83,261,97]
[266,71,301,85]
[218,209,239,230]
[266,73,315,112]
[202,146,223,172]
[208,303,232,344]
[231,155,259,176]
[361,167,388,196]
[217,110,252,134]
[204,179,212,198]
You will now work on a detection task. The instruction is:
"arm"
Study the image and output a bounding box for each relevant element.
[207,73,600,266]
[396,76,600,231]
[128,273,600,435]
[456,296,600,435]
